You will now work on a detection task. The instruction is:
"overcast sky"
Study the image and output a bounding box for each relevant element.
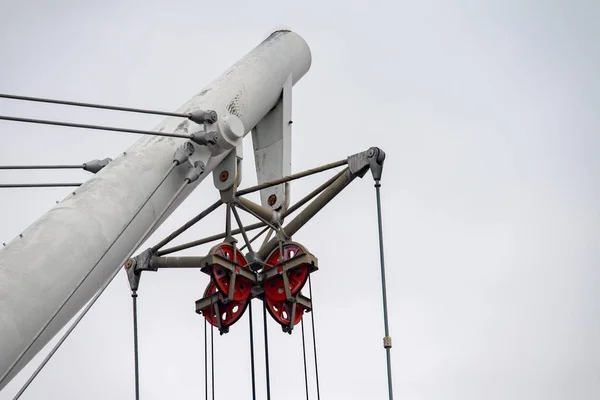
[1,1,599,399]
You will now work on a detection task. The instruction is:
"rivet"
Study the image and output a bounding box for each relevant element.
[268,194,277,206]
[219,171,229,182]
[125,259,133,269]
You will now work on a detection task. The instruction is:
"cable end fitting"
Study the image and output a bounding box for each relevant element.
[383,336,392,349]
[173,142,195,165]
[185,161,205,183]
[189,109,218,124]
[190,131,219,146]
[83,158,112,174]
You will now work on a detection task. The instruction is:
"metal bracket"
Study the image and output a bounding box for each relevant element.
[258,252,318,283]
[347,147,386,180]
[124,248,156,291]
[251,74,293,211]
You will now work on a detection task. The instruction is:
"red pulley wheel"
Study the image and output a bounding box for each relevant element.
[265,296,305,328]
[210,243,252,302]
[201,280,248,329]
[263,243,310,301]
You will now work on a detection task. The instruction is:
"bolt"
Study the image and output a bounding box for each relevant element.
[268,194,277,206]
[219,170,229,182]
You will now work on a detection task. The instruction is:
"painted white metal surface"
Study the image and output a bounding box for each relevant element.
[252,74,293,210]
[0,30,311,389]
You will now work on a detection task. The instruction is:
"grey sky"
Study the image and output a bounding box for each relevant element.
[1,0,599,399]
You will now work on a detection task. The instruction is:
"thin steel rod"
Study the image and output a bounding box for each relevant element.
[0,115,192,140]
[0,93,190,118]
[248,301,257,400]
[3,161,180,390]
[263,301,271,400]
[0,164,83,170]
[12,178,189,399]
[231,206,254,253]
[240,226,270,252]
[301,318,310,400]
[308,276,321,400]
[204,320,208,400]
[156,222,266,256]
[151,200,222,252]
[235,159,348,196]
[157,167,351,257]
[0,183,81,188]
[282,168,348,217]
[375,181,394,400]
[132,291,140,400]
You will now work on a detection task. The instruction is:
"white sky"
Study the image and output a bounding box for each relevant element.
[1,1,599,399]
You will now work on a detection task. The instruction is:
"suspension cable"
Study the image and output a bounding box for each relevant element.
[204,320,208,400]
[131,290,140,400]
[0,115,194,140]
[0,93,191,118]
[301,319,310,400]
[248,301,257,400]
[308,275,321,400]
[375,179,394,400]
[263,301,272,400]
[211,317,215,400]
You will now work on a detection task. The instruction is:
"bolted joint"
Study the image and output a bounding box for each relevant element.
[347,146,386,180]
[173,142,195,165]
[125,248,156,291]
[190,131,219,146]
[83,158,112,174]
[383,336,392,349]
[188,109,218,124]
[185,161,205,183]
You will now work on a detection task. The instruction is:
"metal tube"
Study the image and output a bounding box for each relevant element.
[151,200,222,252]
[235,201,278,231]
[0,93,190,118]
[0,183,81,188]
[258,168,356,260]
[0,30,311,387]
[236,197,275,224]
[150,256,204,269]
[235,159,348,196]
[0,161,179,388]
[282,168,348,217]
[375,182,394,400]
[11,178,188,399]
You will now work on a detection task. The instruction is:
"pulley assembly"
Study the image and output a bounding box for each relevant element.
[196,240,317,334]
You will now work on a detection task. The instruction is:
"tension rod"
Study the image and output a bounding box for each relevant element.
[374,178,394,400]
[131,290,140,400]
[0,92,218,124]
